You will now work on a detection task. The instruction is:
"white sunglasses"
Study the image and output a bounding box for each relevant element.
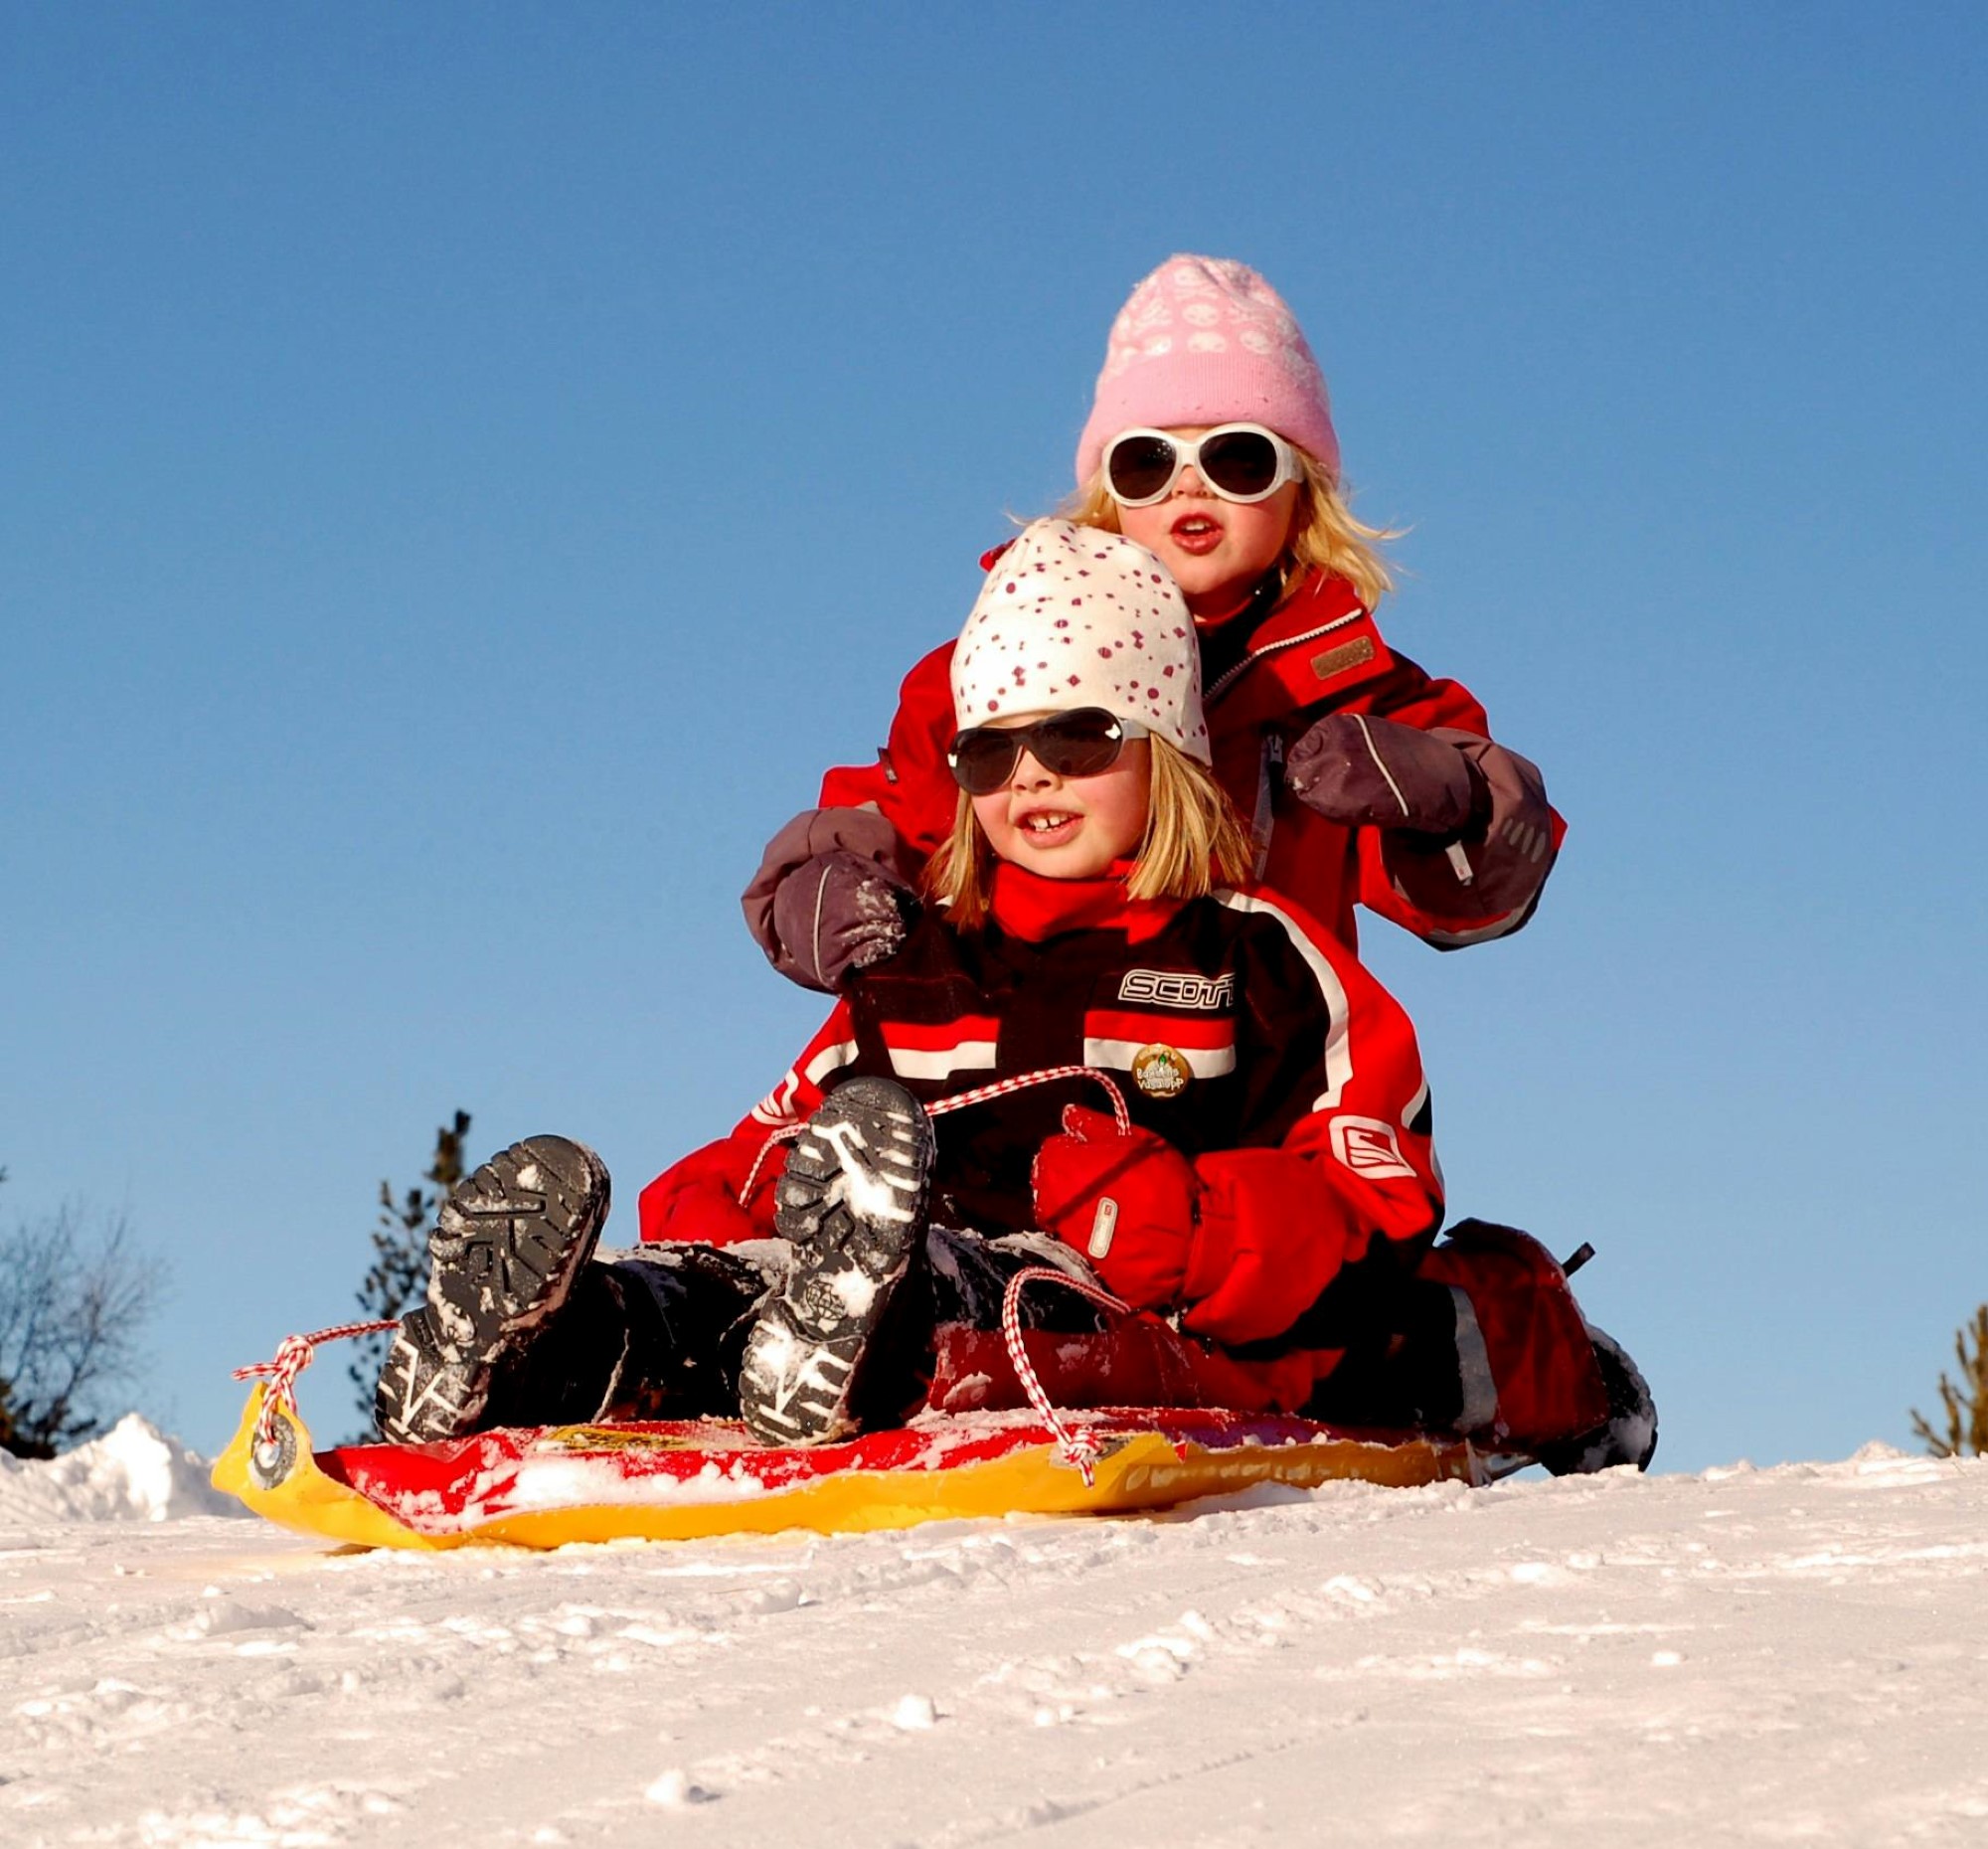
[1101,422,1301,508]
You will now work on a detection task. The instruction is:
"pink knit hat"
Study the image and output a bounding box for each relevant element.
[953,520,1209,763]
[1075,255,1339,487]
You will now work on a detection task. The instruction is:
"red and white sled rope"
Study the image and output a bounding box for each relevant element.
[928,1065,1130,1135]
[241,1068,1142,1480]
[234,1293,1138,1486]
[232,1285,1137,1483]
[739,1067,1145,1480]
[741,1064,1131,1208]
[738,1122,805,1207]
[999,1264,1137,1486]
[233,1318,398,1451]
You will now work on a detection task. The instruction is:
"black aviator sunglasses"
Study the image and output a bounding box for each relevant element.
[946,708,1151,795]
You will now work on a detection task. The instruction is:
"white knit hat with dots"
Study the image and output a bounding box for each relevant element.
[951,520,1210,763]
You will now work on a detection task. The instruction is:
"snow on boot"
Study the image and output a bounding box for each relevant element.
[1535,1328,1658,1475]
[374,1134,610,1443]
[372,1305,485,1444]
[739,1078,934,1445]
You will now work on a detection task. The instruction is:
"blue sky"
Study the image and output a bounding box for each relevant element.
[3,4,1983,1469]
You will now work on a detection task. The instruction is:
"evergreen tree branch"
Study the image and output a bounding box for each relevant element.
[348,1112,473,1431]
[1911,1303,1988,1460]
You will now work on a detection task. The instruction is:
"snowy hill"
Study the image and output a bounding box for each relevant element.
[2,1426,1985,1845]
[0,1415,240,1525]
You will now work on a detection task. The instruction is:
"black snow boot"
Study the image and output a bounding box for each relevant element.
[374,1134,610,1443]
[1535,1328,1659,1475]
[739,1078,935,1445]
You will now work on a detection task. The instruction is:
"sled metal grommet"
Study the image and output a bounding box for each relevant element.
[249,1408,300,1489]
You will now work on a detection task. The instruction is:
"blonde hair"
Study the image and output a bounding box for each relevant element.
[925,735,1256,929]
[1059,449,1399,614]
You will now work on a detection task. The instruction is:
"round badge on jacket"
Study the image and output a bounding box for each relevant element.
[1131,1043,1191,1099]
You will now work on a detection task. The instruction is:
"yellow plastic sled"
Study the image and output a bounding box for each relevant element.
[213,1387,1497,1552]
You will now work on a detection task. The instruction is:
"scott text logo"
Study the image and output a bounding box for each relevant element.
[1117,970,1235,1010]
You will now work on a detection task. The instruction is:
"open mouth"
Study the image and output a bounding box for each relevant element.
[1018,810,1079,843]
[1169,513,1224,553]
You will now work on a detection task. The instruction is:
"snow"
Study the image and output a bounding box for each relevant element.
[4,1427,1988,1844]
[493,1452,771,1515]
[0,1415,240,1524]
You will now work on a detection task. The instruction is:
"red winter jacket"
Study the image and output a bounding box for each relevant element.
[796,569,1563,956]
[642,860,1443,1354]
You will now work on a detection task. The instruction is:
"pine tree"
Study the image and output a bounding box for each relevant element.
[348,1112,471,1429]
[1909,1304,1988,1459]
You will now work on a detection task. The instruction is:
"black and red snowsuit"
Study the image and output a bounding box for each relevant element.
[645,859,1442,1412]
[477,852,1602,1448]
[638,861,1607,1445]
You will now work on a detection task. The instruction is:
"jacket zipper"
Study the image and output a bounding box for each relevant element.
[1210,606,1365,879]
[1204,608,1364,707]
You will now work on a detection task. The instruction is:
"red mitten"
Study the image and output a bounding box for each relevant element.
[1030,1105,1200,1311]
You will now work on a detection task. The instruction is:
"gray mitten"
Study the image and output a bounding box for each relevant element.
[1284,713,1486,839]
[743,807,918,992]
[770,849,916,992]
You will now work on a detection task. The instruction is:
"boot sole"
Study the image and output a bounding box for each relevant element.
[739,1079,933,1445]
[375,1134,609,1442]
[426,1135,610,1355]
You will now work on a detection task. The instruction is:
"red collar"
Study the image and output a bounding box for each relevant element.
[1206,570,1396,725]
[986,860,1181,943]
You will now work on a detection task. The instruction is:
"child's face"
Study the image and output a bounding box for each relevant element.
[1113,424,1302,619]
[970,723,1152,881]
